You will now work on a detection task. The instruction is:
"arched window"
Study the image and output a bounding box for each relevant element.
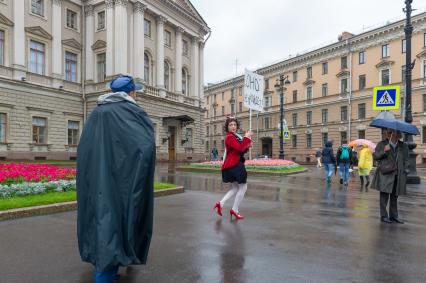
[182,68,188,95]
[144,52,150,84]
[164,61,170,90]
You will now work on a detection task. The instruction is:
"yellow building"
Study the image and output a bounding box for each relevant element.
[205,12,426,164]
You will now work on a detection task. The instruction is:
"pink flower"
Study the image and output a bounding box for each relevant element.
[0,163,76,183]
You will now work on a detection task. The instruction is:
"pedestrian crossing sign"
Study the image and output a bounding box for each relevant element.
[282,130,291,140]
[372,85,400,110]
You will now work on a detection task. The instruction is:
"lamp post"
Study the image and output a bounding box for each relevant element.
[274,74,291,160]
[404,0,421,184]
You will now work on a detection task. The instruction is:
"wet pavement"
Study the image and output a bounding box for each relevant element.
[1,164,426,282]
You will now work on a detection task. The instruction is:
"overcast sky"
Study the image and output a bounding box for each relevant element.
[191,0,426,84]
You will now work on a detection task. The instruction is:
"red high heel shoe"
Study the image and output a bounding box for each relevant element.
[213,202,222,216]
[230,209,244,220]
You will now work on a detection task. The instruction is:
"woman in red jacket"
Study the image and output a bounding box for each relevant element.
[213,117,252,220]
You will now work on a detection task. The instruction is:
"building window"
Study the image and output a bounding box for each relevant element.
[206,126,209,136]
[29,40,45,75]
[264,78,269,90]
[213,125,217,134]
[144,53,150,84]
[239,86,243,96]
[164,30,171,47]
[144,19,151,37]
[341,106,348,121]
[359,75,366,90]
[424,33,426,47]
[292,135,297,148]
[97,11,105,30]
[321,109,328,124]
[182,39,188,56]
[182,68,188,95]
[65,51,77,82]
[359,130,365,139]
[402,39,406,53]
[221,92,224,100]
[184,128,193,148]
[322,83,328,97]
[306,134,312,148]
[382,44,390,58]
[423,94,426,112]
[0,30,4,66]
[164,61,170,90]
[221,106,224,116]
[307,66,312,79]
[239,102,242,112]
[341,131,348,144]
[358,103,366,119]
[322,133,328,146]
[66,9,78,30]
[292,113,297,127]
[264,116,271,129]
[231,103,235,116]
[293,71,297,82]
[0,113,6,143]
[213,108,216,119]
[31,0,44,17]
[341,56,348,69]
[32,117,47,144]
[292,90,297,102]
[306,111,312,125]
[359,51,365,64]
[96,53,106,82]
[340,78,348,94]
[264,96,271,107]
[423,127,426,144]
[306,86,313,101]
[381,69,390,85]
[68,121,79,145]
[402,65,406,83]
[322,62,328,75]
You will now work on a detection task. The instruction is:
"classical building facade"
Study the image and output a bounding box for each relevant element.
[205,12,426,164]
[0,0,209,161]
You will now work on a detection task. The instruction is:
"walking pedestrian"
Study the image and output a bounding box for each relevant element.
[372,129,409,224]
[358,145,373,188]
[211,146,219,161]
[349,147,358,173]
[77,75,155,283]
[336,144,352,186]
[321,141,336,183]
[315,148,322,168]
[213,116,252,220]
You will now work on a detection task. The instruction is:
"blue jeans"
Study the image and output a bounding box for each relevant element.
[339,162,350,183]
[324,163,334,180]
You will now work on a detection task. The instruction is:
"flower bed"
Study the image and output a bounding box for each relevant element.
[0,180,76,198]
[0,163,76,185]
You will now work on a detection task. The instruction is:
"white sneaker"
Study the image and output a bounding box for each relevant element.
[349,169,353,173]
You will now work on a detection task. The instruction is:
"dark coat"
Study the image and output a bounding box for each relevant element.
[371,139,409,195]
[77,98,155,272]
[336,146,353,165]
[321,141,336,164]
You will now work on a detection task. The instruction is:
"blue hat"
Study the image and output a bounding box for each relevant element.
[110,75,143,93]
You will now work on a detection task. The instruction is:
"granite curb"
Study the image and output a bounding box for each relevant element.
[0,186,184,222]
[176,167,308,176]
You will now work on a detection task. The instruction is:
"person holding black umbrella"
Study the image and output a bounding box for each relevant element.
[371,129,409,224]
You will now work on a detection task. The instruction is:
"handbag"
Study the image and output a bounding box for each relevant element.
[378,149,398,175]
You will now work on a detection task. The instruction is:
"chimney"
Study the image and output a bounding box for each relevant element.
[338,31,354,41]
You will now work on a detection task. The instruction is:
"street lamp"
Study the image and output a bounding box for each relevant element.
[274,74,291,160]
[403,0,421,184]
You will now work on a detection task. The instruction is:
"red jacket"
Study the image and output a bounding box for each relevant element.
[221,132,252,171]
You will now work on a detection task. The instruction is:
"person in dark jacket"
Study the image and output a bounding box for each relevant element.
[315,148,322,168]
[213,117,252,220]
[336,144,352,186]
[77,75,155,283]
[321,140,336,183]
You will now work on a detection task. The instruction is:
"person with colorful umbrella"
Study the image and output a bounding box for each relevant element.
[358,145,373,188]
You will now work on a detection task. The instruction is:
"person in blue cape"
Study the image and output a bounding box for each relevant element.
[77,75,155,283]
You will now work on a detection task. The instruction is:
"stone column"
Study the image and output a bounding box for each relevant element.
[114,0,128,75]
[199,40,204,99]
[133,1,146,82]
[191,37,199,97]
[156,16,166,95]
[52,0,62,86]
[85,5,94,82]
[106,0,114,78]
[13,0,26,80]
[175,27,184,94]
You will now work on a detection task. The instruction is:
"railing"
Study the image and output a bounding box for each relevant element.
[166,90,179,101]
[144,85,160,97]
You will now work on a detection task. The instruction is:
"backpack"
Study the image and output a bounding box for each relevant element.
[340,147,350,161]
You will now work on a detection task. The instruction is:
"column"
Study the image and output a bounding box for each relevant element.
[199,41,204,99]
[13,0,26,79]
[175,27,184,94]
[52,0,62,85]
[156,16,166,92]
[114,0,128,75]
[133,1,146,82]
[191,37,199,97]
[106,0,114,77]
[85,5,94,82]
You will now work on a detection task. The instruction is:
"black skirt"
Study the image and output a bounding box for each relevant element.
[222,162,247,184]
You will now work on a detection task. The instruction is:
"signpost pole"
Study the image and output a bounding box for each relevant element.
[249,108,252,160]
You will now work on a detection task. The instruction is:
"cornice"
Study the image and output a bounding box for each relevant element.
[25,26,53,40]
[336,70,350,78]
[0,12,14,27]
[91,40,106,50]
[416,48,426,58]
[85,5,94,16]
[134,1,147,13]
[62,38,82,50]
[375,59,395,69]
[114,0,128,7]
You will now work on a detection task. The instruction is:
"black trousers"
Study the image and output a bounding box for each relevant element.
[380,176,398,218]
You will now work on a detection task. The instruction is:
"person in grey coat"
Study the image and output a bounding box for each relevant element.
[371,129,409,224]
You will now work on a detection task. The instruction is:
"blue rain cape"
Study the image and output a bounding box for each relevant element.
[77,92,155,272]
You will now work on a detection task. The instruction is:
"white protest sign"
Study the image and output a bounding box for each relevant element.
[243,69,264,112]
